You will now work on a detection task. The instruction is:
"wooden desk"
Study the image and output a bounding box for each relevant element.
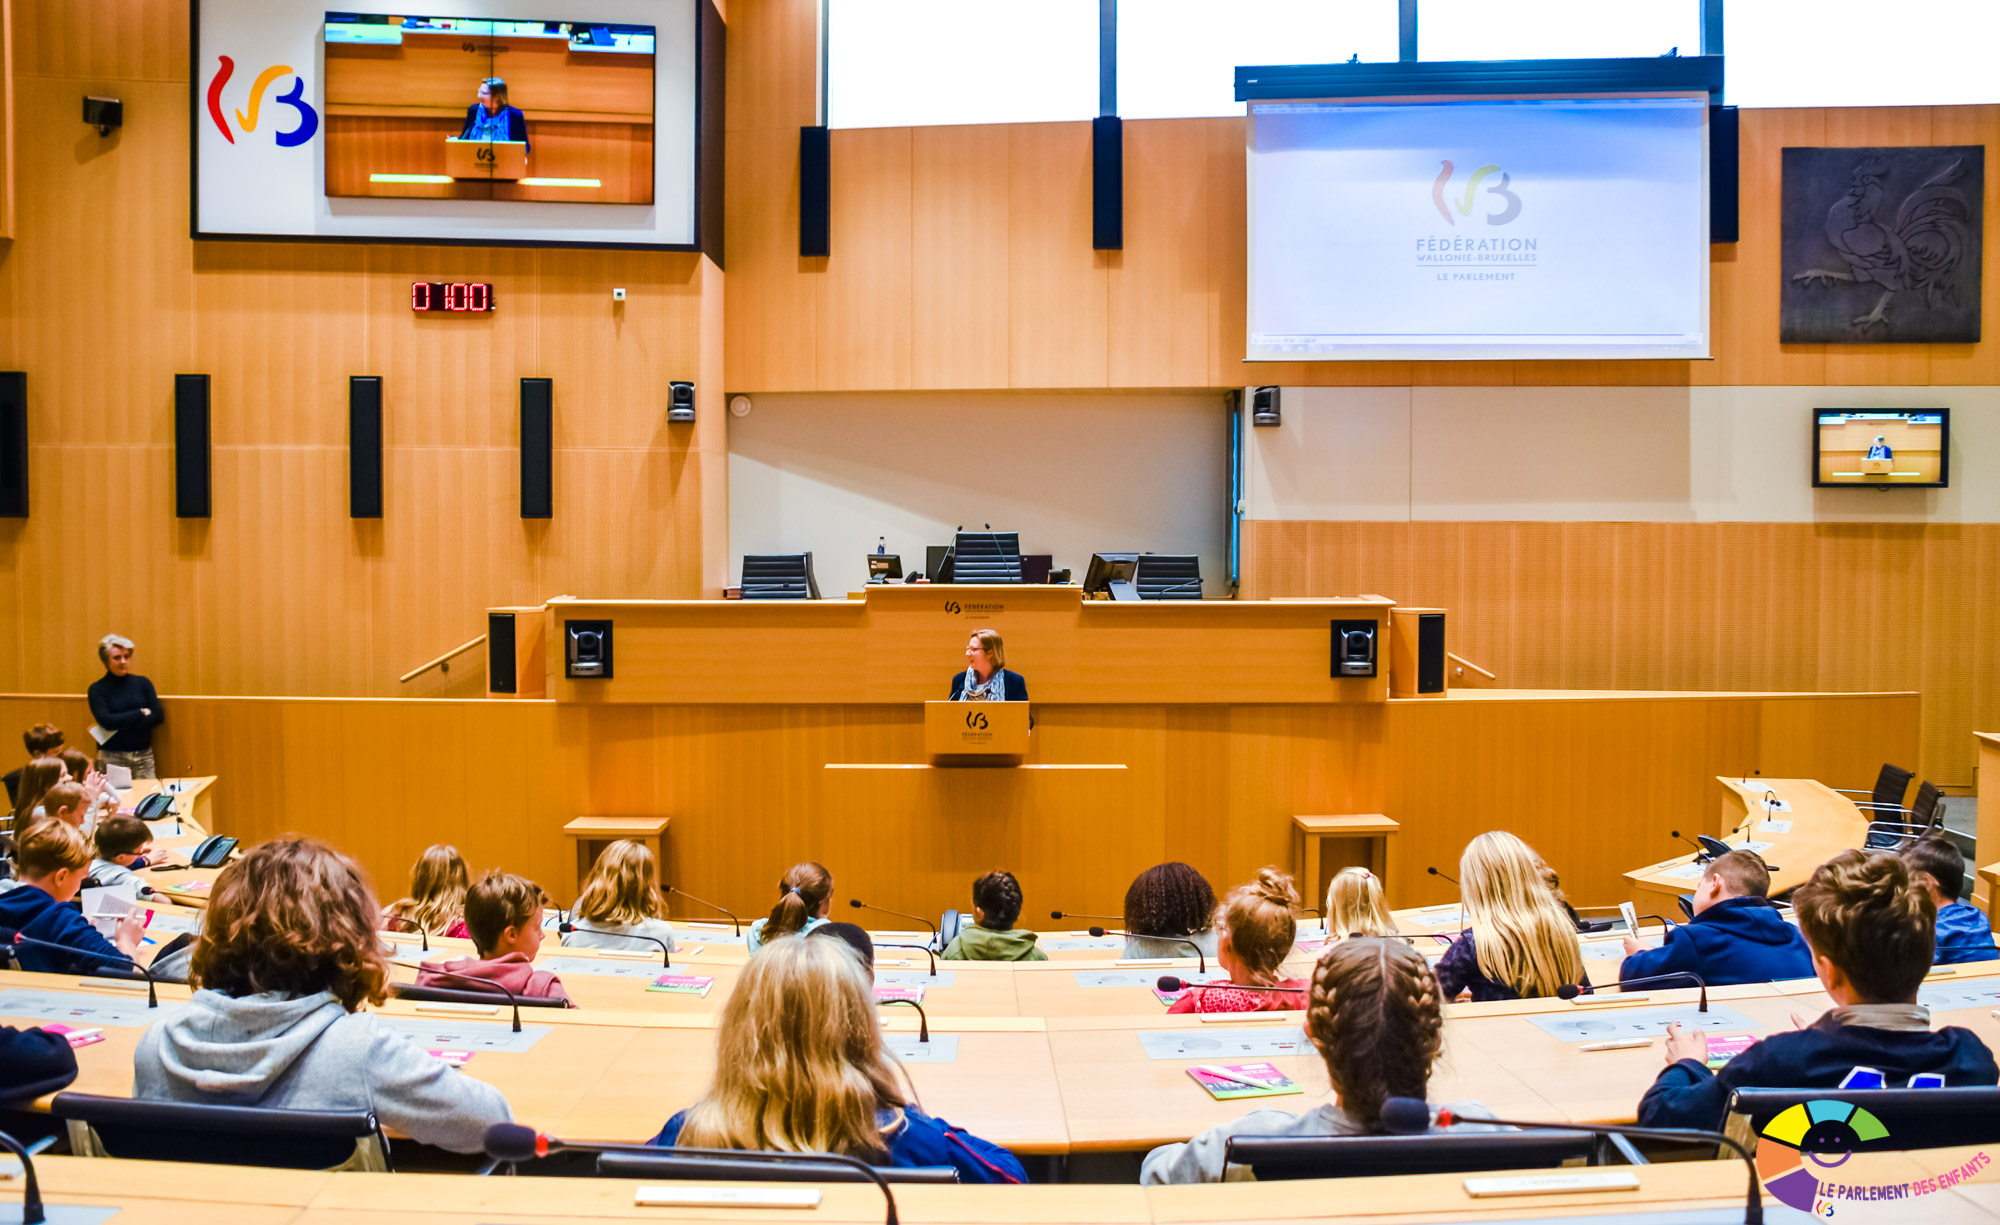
[1291,814,1398,911]
[122,775,217,838]
[1978,732,2000,908]
[1624,777,1866,913]
[563,815,670,894]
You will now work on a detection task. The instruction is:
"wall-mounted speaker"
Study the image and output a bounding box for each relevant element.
[1710,104,1739,244]
[1390,607,1448,698]
[800,125,830,258]
[1092,115,1123,251]
[1251,385,1281,427]
[488,611,518,694]
[348,376,383,519]
[174,374,211,518]
[0,372,25,518]
[520,377,552,519]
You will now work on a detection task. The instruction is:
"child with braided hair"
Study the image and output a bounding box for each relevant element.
[941,869,1048,961]
[1141,936,1496,1183]
[1167,867,1307,1013]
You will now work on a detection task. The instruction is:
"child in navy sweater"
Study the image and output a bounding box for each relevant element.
[0,818,145,976]
[1638,850,1997,1130]
[1899,837,1997,965]
[1619,849,1812,986]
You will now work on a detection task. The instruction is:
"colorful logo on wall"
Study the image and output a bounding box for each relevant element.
[1757,1100,1891,1214]
[1431,160,1522,226]
[205,56,318,147]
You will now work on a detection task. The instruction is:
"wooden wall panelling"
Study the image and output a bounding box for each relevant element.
[1108,120,1213,388]
[817,126,911,390]
[722,0,816,135]
[697,256,729,595]
[1007,122,1106,389]
[1927,105,2000,384]
[16,0,184,82]
[911,125,1009,389]
[1714,108,1827,386]
[722,125,816,390]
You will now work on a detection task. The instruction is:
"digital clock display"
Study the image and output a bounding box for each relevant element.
[411,282,495,312]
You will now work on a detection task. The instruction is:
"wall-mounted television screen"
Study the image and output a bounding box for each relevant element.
[194,0,700,247]
[1812,410,1949,488]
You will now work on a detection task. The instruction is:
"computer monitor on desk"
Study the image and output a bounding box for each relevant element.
[1083,553,1139,600]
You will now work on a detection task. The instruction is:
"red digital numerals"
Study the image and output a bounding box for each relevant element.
[410,282,494,313]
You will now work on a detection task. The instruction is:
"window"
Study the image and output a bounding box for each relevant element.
[1119,0,1399,119]
[827,0,1100,129]
[1726,0,2000,107]
[1418,0,1700,62]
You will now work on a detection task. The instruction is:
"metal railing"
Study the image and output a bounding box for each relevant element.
[399,635,486,684]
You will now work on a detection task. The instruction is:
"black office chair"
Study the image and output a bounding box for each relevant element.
[52,1092,390,1170]
[948,532,1023,583]
[388,982,571,1010]
[1729,1087,2000,1153]
[1132,554,1202,600]
[593,1150,958,1183]
[1864,779,1947,849]
[740,554,821,600]
[1835,763,1914,816]
[1223,1129,1645,1180]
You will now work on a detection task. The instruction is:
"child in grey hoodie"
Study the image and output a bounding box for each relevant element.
[132,836,511,1154]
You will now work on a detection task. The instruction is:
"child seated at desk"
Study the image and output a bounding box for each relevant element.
[133,836,512,1152]
[746,861,834,953]
[1618,849,1812,986]
[1900,837,1998,965]
[1121,862,1220,961]
[650,935,1025,1183]
[89,814,158,893]
[562,839,677,955]
[417,870,570,1003]
[0,1022,77,1103]
[1434,831,1589,1003]
[1142,936,1497,1183]
[39,782,88,835]
[1324,867,1397,940]
[941,869,1047,961]
[1167,867,1306,1014]
[0,818,144,975]
[1638,849,1999,1130]
[382,844,471,940]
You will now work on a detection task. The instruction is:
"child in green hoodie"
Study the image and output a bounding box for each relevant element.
[941,870,1048,961]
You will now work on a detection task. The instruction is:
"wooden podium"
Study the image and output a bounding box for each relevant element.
[443,138,528,181]
[924,700,1030,767]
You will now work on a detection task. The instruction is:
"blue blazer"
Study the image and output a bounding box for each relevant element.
[652,1106,1025,1184]
[947,669,1028,702]
[1618,896,1814,987]
[460,104,528,148]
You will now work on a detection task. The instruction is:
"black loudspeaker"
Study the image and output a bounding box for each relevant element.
[0,372,25,518]
[799,125,830,257]
[488,612,517,695]
[1092,115,1123,250]
[1251,385,1281,427]
[174,374,211,518]
[1415,612,1447,694]
[348,376,383,519]
[519,377,552,519]
[1710,104,1739,244]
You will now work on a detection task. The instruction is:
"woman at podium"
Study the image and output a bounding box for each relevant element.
[1868,434,1893,459]
[461,77,528,151]
[948,629,1028,702]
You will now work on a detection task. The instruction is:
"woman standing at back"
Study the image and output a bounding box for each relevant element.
[1435,831,1588,1002]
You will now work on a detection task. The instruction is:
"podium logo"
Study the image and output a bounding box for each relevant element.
[942,601,961,614]
[476,145,497,163]
[964,711,989,730]
[1431,160,1522,226]
[205,56,319,148]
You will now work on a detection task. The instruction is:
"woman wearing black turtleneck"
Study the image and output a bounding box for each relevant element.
[86,633,163,779]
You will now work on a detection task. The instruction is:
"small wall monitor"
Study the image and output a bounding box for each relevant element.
[1813,410,1948,488]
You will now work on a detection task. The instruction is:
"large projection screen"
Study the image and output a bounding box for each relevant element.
[1247,94,1709,361]
[193,0,698,247]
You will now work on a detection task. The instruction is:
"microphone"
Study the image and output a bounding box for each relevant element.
[847,900,940,947]
[482,1124,901,1224]
[397,963,527,1032]
[383,913,430,953]
[1670,829,1709,861]
[1409,1102,1763,1225]
[1,929,158,1007]
[873,942,936,977]
[557,921,669,967]
[1088,927,1206,974]
[1426,867,1457,885]
[0,1127,45,1225]
[1563,971,1708,1012]
[1156,975,1302,1002]
[877,996,929,1043]
[667,886,741,935]
[1049,910,1120,922]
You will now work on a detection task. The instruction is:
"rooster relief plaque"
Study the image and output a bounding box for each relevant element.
[1781,146,1982,343]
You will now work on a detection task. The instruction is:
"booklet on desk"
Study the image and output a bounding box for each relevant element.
[647,974,716,997]
[1188,1062,1302,1101]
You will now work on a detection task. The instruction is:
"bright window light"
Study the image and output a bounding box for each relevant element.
[1119,0,1399,120]
[828,0,1099,129]
[1727,0,2000,107]
[1419,0,1699,62]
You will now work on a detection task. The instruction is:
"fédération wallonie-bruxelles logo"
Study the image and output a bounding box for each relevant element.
[1757,1098,1991,1216]
[1431,159,1522,226]
[205,56,319,147]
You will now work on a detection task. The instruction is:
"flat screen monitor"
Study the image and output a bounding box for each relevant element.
[1813,410,1948,488]
[867,554,902,581]
[1083,553,1140,598]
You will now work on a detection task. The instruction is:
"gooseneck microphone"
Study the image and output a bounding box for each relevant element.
[667,886,742,935]
[1561,971,1708,1012]
[557,921,669,968]
[1049,910,1120,922]
[1157,975,1302,1002]
[1425,867,1457,885]
[1088,926,1206,974]
[382,914,430,952]
[393,962,528,1032]
[848,900,940,947]
[0,1127,45,1224]
[873,943,936,977]
[1391,1101,1763,1225]
[2,929,158,1008]
[876,996,929,1043]
[482,1124,901,1224]
[1670,830,1711,862]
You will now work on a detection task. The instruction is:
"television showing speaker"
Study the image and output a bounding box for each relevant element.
[1812,409,1948,488]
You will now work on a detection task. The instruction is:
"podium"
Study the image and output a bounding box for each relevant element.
[924,700,1030,767]
[1861,457,1894,475]
[443,138,528,182]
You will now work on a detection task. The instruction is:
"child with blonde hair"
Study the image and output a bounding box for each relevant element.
[1168,867,1307,1014]
[1324,867,1396,940]
[562,839,676,953]
[1434,831,1588,1002]
[382,844,471,940]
